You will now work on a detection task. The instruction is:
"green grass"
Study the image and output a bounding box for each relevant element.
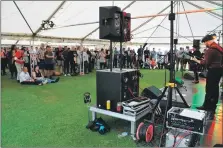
[1,69,181,147]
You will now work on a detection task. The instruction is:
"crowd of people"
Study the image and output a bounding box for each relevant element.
[1,43,206,85]
[1,34,222,122]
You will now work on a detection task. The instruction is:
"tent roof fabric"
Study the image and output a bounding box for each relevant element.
[1,1,223,45]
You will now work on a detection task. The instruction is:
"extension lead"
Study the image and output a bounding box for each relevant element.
[136,122,154,143]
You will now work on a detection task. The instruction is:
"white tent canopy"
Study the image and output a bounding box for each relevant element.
[1,1,222,47]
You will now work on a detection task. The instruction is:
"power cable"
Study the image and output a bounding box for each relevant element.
[181,1,194,40]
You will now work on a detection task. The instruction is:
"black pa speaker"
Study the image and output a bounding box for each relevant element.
[193,39,200,48]
[99,6,122,41]
[174,39,178,44]
[141,86,162,99]
[96,69,139,111]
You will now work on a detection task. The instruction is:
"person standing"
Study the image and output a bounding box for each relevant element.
[137,45,143,68]
[23,47,31,75]
[68,46,75,75]
[192,34,223,119]
[157,49,163,69]
[123,48,128,68]
[105,49,110,69]
[37,43,46,77]
[144,47,150,62]
[127,47,131,68]
[56,46,64,74]
[99,48,106,69]
[183,46,191,70]
[113,47,118,68]
[14,47,25,82]
[131,50,137,68]
[73,47,78,75]
[29,46,38,70]
[150,48,157,60]
[175,48,184,71]
[83,48,89,74]
[44,46,54,79]
[1,48,7,75]
[87,49,92,72]
[62,46,70,76]
[91,49,96,70]
[137,45,143,60]
[8,45,17,79]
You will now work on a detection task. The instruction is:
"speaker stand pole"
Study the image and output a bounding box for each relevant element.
[110,40,113,72]
[152,1,188,146]
[120,11,123,71]
[120,42,123,70]
[218,31,222,46]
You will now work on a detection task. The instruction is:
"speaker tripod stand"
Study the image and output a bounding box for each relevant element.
[149,2,191,146]
[152,82,190,114]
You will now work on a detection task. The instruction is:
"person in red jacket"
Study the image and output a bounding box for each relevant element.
[14,47,25,82]
[192,34,223,119]
[150,58,157,69]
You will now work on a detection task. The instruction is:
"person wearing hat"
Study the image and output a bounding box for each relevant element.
[192,34,223,118]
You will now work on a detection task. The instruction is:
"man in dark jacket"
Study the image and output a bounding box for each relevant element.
[68,46,76,75]
[137,46,143,68]
[144,47,150,62]
[87,49,92,72]
[113,48,118,68]
[192,34,223,119]
[62,46,70,76]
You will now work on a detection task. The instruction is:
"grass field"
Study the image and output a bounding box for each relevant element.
[1,69,181,147]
